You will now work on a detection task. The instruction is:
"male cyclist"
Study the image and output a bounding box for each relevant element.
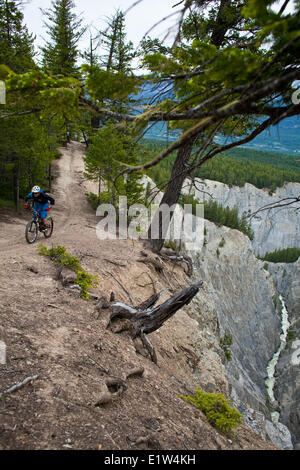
[25,186,55,231]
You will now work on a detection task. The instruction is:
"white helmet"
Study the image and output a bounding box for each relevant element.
[32,186,41,194]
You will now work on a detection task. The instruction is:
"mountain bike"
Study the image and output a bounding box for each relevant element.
[25,206,54,244]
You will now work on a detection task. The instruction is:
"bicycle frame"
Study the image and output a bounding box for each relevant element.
[25,206,53,244]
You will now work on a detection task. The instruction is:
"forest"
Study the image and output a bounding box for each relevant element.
[260,247,300,264]
[0,0,300,251]
[142,139,300,192]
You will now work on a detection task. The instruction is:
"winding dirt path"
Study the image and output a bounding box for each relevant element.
[0,142,96,256]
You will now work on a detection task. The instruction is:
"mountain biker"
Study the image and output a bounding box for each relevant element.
[25,186,55,231]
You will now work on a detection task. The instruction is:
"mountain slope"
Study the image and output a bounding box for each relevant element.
[0,142,278,450]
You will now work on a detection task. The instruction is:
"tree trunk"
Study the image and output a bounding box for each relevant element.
[48,164,52,191]
[82,130,90,147]
[98,171,102,197]
[211,0,233,47]
[148,138,195,253]
[12,154,20,213]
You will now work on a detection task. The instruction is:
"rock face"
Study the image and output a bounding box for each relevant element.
[184,220,295,449]
[187,221,280,410]
[183,179,300,257]
[140,175,297,449]
[267,259,300,448]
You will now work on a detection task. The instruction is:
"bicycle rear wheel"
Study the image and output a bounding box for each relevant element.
[43,217,54,239]
[25,220,38,244]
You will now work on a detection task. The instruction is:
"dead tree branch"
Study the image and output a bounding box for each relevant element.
[249,196,300,219]
[107,282,203,363]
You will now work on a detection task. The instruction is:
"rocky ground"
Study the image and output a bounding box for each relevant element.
[0,142,278,450]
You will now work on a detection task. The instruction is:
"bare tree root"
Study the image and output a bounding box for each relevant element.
[107,282,203,363]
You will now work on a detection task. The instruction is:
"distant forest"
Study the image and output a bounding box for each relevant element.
[141,139,300,192]
[260,248,300,264]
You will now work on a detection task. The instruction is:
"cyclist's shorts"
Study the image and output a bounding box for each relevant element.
[34,202,49,219]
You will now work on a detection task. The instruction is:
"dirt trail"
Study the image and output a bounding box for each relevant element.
[0,142,278,450]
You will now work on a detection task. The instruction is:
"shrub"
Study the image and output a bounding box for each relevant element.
[164,240,180,252]
[287,330,297,342]
[75,269,98,299]
[86,192,100,211]
[179,389,243,434]
[220,334,233,361]
[0,198,15,208]
[38,245,99,299]
[219,237,226,248]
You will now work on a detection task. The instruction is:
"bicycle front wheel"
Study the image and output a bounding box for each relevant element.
[25,220,38,244]
[43,217,54,239]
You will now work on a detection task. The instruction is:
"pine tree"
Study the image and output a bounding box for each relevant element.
[0,0,36,72]
[100,10,134,74]
[41,0,85,77]
[84,121,144,208]
[0,114,56,211]
[82,29,101,67]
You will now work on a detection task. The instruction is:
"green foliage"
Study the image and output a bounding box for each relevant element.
[180,194,254,240]
[81,10,138,115]
[287,330,297,342]
[85,192,100,211]
[38,244,80,270]
[100,10,134,74]
[0,2,60,207]
[141,140,300,191]
[0,0,36,73]
[263,263,269,271]
[180,389,242,434]
[38,245,99,299]
[193,154,300,190]
[0,198,15,208]
[82,65,139,111]
[220,334,233,361]
[84,121,145,208]
[75,270,98,300]
[0,113,58,204]
[41,0,86,77]
[259,248,300,264]
[219,237,226,248]
[164,240,180,252]
[216,248,220,258]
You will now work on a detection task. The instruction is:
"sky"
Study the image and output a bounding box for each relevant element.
[23,0,183,66]
[22,0,296,68]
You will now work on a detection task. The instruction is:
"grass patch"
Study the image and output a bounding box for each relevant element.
[38,245,99,299]
[0,198,15,208]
